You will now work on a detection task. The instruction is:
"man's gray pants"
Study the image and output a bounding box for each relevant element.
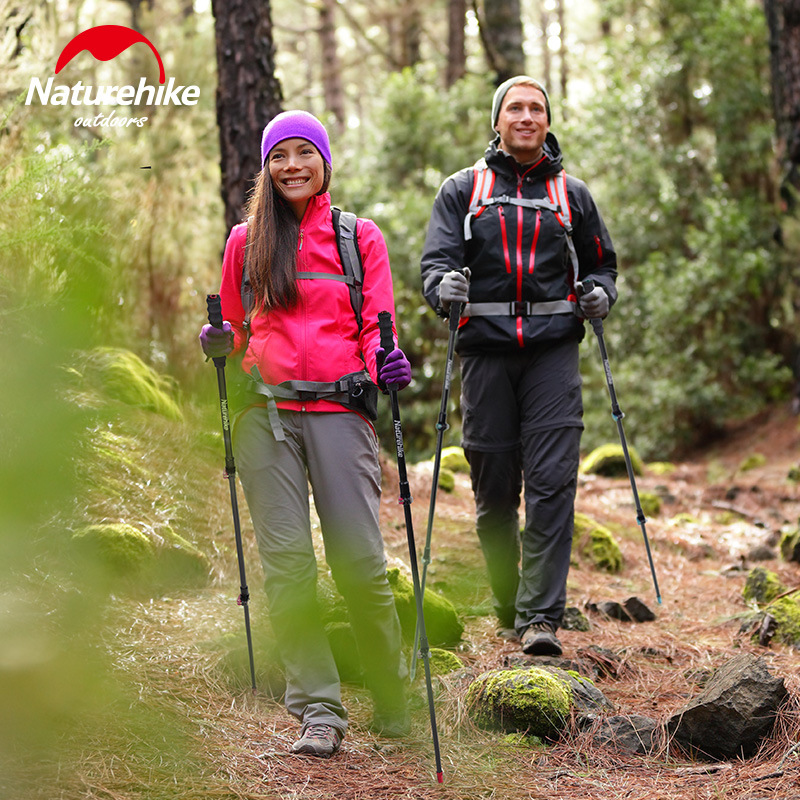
[234,407,406,736]
[460,339,583,635]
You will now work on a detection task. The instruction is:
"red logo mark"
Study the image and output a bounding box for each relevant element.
[55,25,165,84]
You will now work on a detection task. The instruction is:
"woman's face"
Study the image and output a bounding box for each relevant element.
[267,138,326,218]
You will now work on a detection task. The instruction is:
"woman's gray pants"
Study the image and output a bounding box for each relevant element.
[234,407,406,736]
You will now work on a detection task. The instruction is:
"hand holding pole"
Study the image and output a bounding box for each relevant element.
[206,294,258,690]
[577,280,662,604]
[377,311,444,784]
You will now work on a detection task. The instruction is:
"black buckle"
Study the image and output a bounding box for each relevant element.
[512,301,528,317]
[297,390,316,402]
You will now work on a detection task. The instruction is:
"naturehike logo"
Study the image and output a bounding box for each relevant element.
[25,25,200,128]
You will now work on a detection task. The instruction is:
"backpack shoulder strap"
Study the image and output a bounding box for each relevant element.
[240,220,254,337]
[464,158,495,241]
[331,206,364,332]
[546,170,580,289]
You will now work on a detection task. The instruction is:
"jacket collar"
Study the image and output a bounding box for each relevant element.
[485,131,563,181]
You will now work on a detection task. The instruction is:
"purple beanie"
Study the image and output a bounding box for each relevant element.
[260,110,332,167]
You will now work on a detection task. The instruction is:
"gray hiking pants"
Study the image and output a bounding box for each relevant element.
[460,339,583,634]
[234,407,406,736]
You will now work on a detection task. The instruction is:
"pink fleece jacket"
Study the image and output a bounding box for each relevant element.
[218,192,397,413]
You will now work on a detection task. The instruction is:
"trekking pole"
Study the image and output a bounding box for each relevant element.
[377,311,444,784]
[206,294,258,691]
[577,280,662,605]
[410,291,463,681]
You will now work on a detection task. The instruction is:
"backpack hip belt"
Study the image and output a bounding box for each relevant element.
[462,299,576,317]
[247,367,378,441]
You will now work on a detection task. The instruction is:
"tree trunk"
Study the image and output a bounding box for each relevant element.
[319,0,345,130]
[765,0,800,199]
[446,0,466,87]
[478,0,525,84]
[557,0,568,116]
[212,0,283,234]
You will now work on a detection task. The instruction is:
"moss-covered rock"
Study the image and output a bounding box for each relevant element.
[386,567,464,647]
[743,567,786,605]
[579,444,643,478]
[764,596,800,647]
[428,648,464,676]
[440,446,470,473]
[437,468,456,493]
[72,523,155,576]
[648,462,676,476]
[152,527,212,588]
[638,492,661,518]
[83,347,182,420]
[738,453,767,473]
[466,667,571,737]
[573,513,623,573]
[779,528,800,563]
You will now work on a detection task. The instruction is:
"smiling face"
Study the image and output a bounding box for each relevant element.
[494,85,550,165]
[267,138,326,218]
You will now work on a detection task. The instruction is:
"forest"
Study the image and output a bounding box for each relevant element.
[2,1,800,799]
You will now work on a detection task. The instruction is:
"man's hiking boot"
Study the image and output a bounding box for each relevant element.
[291,724,342,757]
[521,622,562,656]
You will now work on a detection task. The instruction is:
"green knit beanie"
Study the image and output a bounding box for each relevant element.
[491,76,551,128]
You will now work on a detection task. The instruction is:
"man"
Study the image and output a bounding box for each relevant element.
[420,76,617,656]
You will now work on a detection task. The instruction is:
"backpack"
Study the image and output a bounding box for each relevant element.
[240,206,364,333]
[463,159,580,307]
[237,207,376,439]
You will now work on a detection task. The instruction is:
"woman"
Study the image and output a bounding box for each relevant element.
[199,110,412,757]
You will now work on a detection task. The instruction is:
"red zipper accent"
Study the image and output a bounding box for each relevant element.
[516,316,524,348]
[595,234,602,265]
[516,200,523,301]
[499,207,512,273]
[529,210,541,274]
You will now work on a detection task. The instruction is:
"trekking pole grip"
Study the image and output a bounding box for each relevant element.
[378,310,394,353]
[207,294,224,329]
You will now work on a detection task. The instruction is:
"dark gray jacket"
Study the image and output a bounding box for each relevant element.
[421,133,618,354]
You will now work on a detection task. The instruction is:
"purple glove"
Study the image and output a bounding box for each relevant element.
[199,322,234,358]
[376,347,412,391]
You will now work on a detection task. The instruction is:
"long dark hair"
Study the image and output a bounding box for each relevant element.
[243,159,332,312]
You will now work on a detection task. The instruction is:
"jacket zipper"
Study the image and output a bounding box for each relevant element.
[499,207,512,273]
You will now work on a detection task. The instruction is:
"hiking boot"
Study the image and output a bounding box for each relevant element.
[521,622,562,656]
[291,724,342,757]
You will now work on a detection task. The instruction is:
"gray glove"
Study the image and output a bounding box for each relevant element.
[439,269,470,311]
[578,285,609,318]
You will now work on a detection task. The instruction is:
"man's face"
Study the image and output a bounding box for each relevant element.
[495,85,550,164]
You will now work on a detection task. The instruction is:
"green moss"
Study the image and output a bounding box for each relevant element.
[638,492,661,518]
[386,567,464,646]
[428,648,464,676]
[573,512,624,573]
[743,567,785,605]
[738,453,767,473]
[579,444,643,478]
[72,523,155,576]
[779,529,800,563]
[787,466,800,484]
[437,468,456,493]
[152,527,211,587]
[765,596,800,647]
[466,667,571,736]
[648,462,676,476]
[440,446,470,473]
[86,347,182,420]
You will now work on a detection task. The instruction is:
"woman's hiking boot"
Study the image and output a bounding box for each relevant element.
[521,621,562,656]
[291,724,342,757]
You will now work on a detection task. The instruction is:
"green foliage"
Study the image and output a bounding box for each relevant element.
[565,0,794,458]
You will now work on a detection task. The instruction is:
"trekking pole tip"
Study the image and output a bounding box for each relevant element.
[436,771,444,784]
